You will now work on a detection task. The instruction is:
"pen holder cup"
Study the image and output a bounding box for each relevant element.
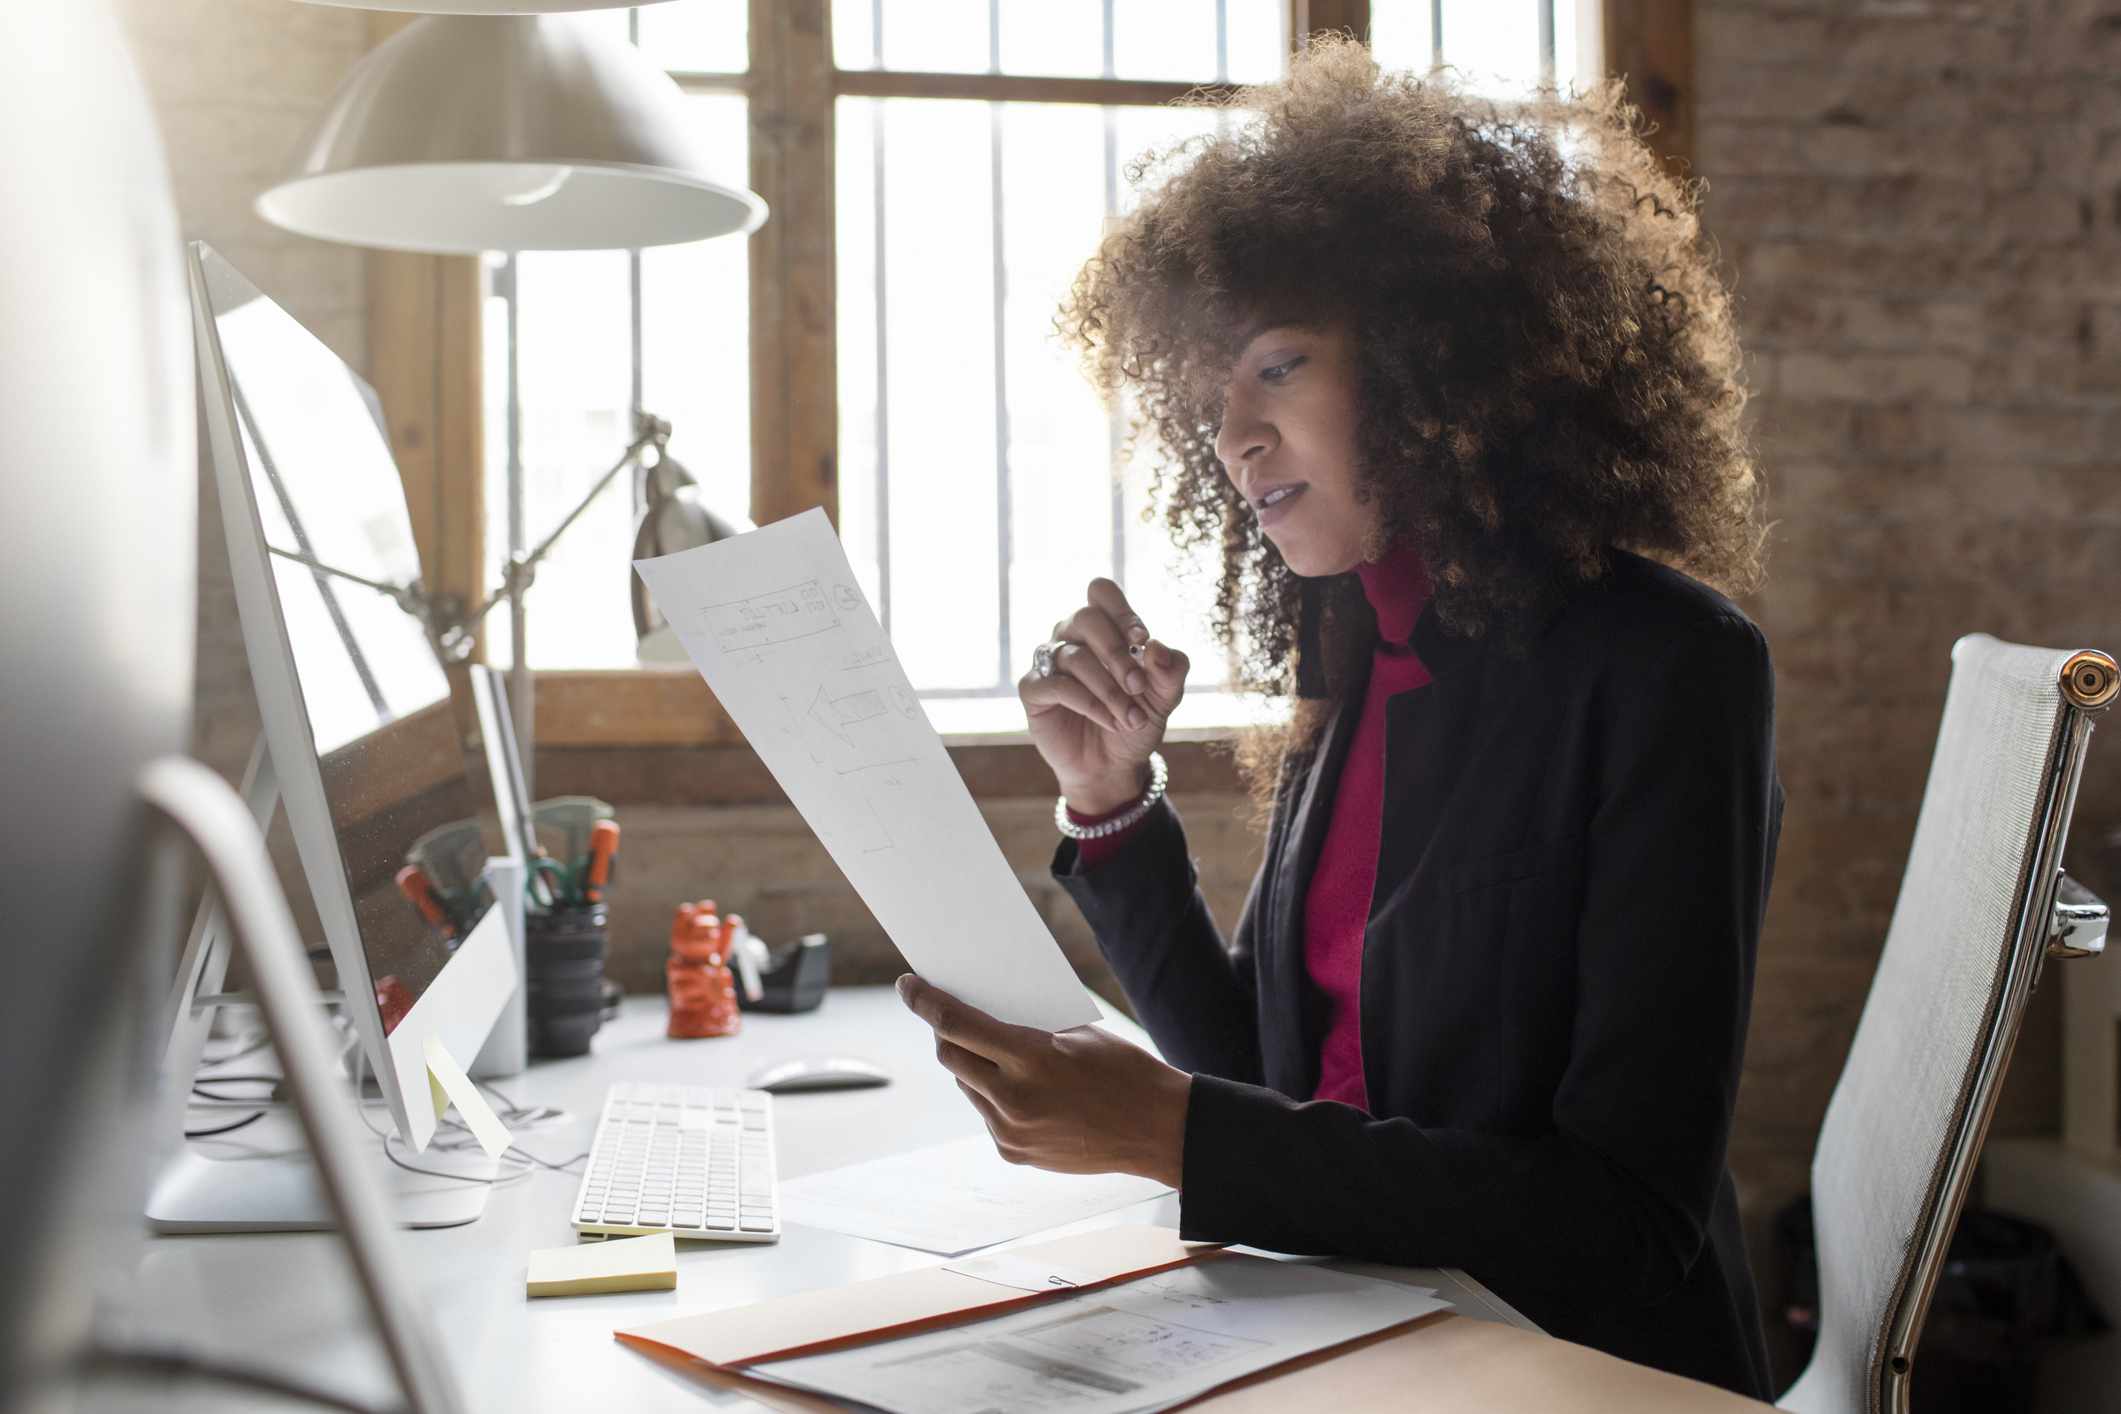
[525,903,609,1059]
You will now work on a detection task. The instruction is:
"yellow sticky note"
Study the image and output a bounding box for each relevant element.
[528,1232,678,1298]
[423,1032,513,1160]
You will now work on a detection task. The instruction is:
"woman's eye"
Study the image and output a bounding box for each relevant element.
[1261,355,1307,383]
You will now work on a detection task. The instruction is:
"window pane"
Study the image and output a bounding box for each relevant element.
[996,0,1102,79]
[642,94,752,529]
[833,0,877,69]
[842,100,1260,704]
[880,0,990,74]
[881,100,999,688]
[1112,0,1218,81]
[1555,0,1582,90]
[637,0,747,72]
[1439,0,1545,99]
[481,256,512,669]
[840,0,1283,83]
[1113,106,1231,688]
[1000,104,1113,673]
[1226,0,1289,84]
[1369,0,1435,73]
[835,99,884,613]
[497,249,638,670]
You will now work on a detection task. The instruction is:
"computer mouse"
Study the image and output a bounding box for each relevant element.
[747,1055,892,1094]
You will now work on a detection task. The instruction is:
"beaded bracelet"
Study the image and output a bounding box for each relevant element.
[1054,751,1168,840]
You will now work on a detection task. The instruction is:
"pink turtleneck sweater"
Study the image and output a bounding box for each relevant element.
[1072,544,1433,1113]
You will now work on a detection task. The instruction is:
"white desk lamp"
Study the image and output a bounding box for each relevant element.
[258,10,765,783]
[259,13,761,254]
[298,1,667,11]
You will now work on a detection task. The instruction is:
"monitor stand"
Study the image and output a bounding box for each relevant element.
[145,737,498,1233]
[147,1123,496,1232]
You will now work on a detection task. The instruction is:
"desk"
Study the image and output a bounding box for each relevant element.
[124,989,1770,1413]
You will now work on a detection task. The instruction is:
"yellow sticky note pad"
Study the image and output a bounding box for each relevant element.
[422,1032,512,1160]
[528,1232,678,1298]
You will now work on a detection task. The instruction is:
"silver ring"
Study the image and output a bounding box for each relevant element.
[1032,639,1069,679]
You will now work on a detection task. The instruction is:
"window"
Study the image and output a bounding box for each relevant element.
[831,3,1285,735]
[483,2,752,675]
[478,0,1599,741]
[1372,1,1575,94]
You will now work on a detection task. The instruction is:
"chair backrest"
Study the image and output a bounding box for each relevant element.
[1781,635,2116,1414]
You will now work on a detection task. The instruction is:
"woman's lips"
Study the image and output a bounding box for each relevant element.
[1254,482,1307,528]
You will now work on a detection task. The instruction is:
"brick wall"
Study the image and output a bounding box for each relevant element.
[1698,0,2121,1380]
[114,0,369,780]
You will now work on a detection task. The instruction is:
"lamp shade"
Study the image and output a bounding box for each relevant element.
[296,3,657,11]
[295,2,657,11]
[258,15,765,253]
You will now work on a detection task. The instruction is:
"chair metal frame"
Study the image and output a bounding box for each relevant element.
[1803,644,2116,1414]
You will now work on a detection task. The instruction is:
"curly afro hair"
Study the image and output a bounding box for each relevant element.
[1060,36,1764,758]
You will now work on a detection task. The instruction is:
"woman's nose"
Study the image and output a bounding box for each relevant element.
[1215,408,1275,481]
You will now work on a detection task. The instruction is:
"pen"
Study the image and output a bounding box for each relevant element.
[583,819,621,905]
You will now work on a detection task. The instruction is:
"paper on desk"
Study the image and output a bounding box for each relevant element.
[633,509,1097,1034]
[748,1255,1451,1414]
[779,1135,1171,1257]
[617,1225,1208,1370]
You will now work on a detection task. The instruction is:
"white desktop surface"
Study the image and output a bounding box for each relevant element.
[122,988,1528,1413]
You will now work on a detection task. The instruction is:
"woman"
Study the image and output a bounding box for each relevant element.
[896,39,1780,1400]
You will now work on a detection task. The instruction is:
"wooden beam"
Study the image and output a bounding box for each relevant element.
[1295,0,1372,47]
[1602,0,1694,175]
[362,13,486,631]
[833,70,1240,108]
[532,669,739,749]
[749,0,839,528]
[533,736,1247,805]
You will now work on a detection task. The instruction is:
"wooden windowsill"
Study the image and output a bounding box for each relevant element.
[521,667,1249,803]
[531,734,1246,806]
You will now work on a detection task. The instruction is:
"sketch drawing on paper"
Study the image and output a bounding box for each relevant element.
[632,508,1100,1032]
[700,579,839,657]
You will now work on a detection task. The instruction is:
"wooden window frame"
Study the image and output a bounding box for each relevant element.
[367,0,1690,776]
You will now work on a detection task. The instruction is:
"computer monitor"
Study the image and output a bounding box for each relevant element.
[150,243,521,1229]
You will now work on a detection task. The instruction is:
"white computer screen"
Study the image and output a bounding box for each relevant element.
[199,247,500,1037]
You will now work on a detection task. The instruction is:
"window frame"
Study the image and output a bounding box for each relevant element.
[368,0,1691,758]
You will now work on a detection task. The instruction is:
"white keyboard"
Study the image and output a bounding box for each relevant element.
[570,1082,780,1243]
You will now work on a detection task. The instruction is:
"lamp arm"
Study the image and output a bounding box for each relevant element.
[264,543,416,607]
[261,413,674,664]
[460,416,666,628]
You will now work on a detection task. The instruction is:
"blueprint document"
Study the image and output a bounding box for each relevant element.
[634,509,1098,1032]
[746,1258,1451,1414]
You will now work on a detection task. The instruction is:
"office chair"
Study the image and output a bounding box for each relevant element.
[1781,636,2117,1414]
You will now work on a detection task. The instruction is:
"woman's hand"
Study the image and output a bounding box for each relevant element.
[1019,578,1191,815]
[896,975,1190,1187]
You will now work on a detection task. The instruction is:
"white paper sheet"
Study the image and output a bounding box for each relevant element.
[747,1257,1451,1414]
[778,1135,1172,1257]
[634,509,1097,1033]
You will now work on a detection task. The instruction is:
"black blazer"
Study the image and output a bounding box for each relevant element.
[1054,551,1782,1400]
